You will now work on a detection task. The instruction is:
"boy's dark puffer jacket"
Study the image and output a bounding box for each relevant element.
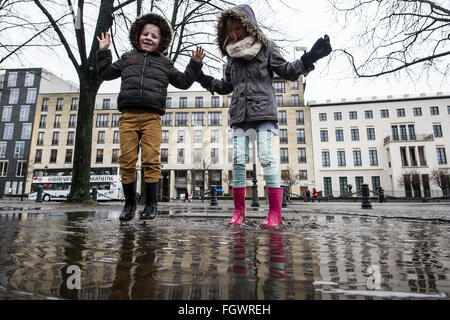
[96,13,202,114]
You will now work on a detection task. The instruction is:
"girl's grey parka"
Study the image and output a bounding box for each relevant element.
[96,13,202,114]
[198,5,313,127]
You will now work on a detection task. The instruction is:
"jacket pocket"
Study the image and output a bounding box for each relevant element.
[249,95,269,112]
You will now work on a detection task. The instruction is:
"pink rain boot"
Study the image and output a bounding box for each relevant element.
[228,187,246,225]
[260,187,283,228]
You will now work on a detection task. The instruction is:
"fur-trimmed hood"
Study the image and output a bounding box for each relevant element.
[129,12,173,54]
[216,4,269,57]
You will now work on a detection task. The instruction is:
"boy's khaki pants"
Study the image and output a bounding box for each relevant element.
[119,109,162,184]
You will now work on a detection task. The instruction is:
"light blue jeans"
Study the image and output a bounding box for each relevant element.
[233,130,280,188]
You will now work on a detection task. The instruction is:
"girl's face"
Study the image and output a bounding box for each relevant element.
[139,23,161,52]
[226,19,248,43]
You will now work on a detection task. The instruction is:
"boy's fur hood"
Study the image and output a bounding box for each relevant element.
[216,4,269,57]
[129,12,173,54]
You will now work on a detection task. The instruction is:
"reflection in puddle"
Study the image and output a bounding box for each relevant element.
[0,212,449,300]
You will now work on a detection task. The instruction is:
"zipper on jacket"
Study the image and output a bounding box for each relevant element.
[139,52,148,106]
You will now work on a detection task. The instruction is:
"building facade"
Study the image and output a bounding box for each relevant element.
[310,93,450,197]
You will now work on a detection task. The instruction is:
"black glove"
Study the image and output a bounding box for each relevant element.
[196,70,214,90]
[301,34,332,70]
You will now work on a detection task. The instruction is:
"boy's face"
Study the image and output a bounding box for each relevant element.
[139,23,161,52]
[226,19,248,43]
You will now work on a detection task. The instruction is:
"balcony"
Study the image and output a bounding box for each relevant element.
[383,134,434,145]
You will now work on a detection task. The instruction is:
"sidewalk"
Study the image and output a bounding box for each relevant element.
[1,198,450,222]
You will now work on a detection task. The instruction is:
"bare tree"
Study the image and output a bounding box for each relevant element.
[281,168,298,197]
[431,168,450,196]
[328,0,450,79]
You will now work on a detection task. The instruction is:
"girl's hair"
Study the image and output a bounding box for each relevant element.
[223,18,241,50]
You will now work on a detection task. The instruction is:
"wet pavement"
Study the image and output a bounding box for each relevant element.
[0,200,449,300]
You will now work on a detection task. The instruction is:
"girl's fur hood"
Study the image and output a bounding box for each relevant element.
[129,12,173,54]
[216,4,269,57]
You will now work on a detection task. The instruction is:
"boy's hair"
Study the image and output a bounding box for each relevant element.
[129,12,173,54]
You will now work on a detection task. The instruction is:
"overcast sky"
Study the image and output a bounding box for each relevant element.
[3,0,448,102]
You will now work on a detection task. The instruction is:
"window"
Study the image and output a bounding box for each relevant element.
[280,148,289,163]
[19,105,30,121]
[39,115,47,128]
[41,98,49,111]
[26,88,37,104]
[37,132,44,145]
[112,149,119,164]
[298,148,306,163]
[194,148,202,164]
[24,72,35,86]
[161,148,168,163]
[211,96,220,108]
[56,98,63,111]
[177,130,185,143]
[276,95,283,107]
[430,106,439,115]
[351,128,359,141]
[65,149,73,164]
[113,131,119,144]
[208,112,222,126]
[437,148,447,164]
[280,129,288,144]
[69,114,77,128]
[67,132,75,146]
[111,114,119,127]
[96,114,109,127]
[298,170,307,180]
[14,141,25,158]
[0,160,8,176]
[0,142,6,158]
[162,113,172,126]
[355,177,364,192]
[369,149,378,166]
[413,107,422,116]
[211,129,219,143]
[448,106,450,114]
[320,130,328,142]
[194,130,202,143]
[278,110,287,125]
[273,81,285,93]
[162,130,169,143]
[179,97,187,108]
[195,97,203,108]
[365,110,373,119]
[9,89,19,104]
[433,125,443,137]
[335,129,344,141]
[372,176,381,190]
[175,112,189,126]
[319,113,327,121]
[71,98,78,111]
[54,115,61,128]
[21,123,32,140]
[2,106,12,121]
[409,125,416,140]
[291,94,300,106]
[349,111,357,119]
[211,148,219,164]
[337,150,346,166]
[228,148,233,163]
[8,72,18,87]
[97,131,105,144]
[0,76,3,89]
[290,81,299,90]
[297,129,305,144]
[397,108,405,117]
[339,177,348,196]
[35,150,42,163]
[322,151,330,166]
[323,177,332,196]
[52,132,59,145]
[192,112,205,126]
[102,99,111,109]
[366,127,376,140]
[96,149,104,163]
[177,148,185,164]
[334,112,342,120]
[380,109,389,118]
[296,110,304,125]
[353,150,362,166]
[391,125,399,140]
[3,124,14,140]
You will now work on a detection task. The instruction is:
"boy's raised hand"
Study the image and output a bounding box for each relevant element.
[191,46,206,62]
[97,32,111,50]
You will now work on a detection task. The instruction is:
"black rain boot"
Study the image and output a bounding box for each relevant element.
[120,181,137,221]
[140,182,158,220]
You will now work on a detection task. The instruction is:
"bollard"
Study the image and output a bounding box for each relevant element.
[92,187,98,202]
[36,186,43,202]
[282,185,289,208]
[361,183,372,209]
[210,185,218,206]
